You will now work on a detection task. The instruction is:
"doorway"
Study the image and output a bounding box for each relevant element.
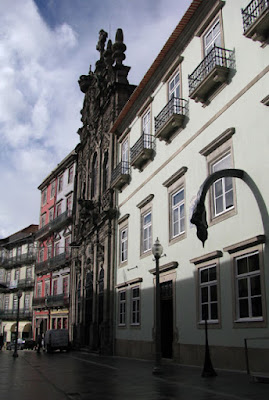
[160,280,173,358]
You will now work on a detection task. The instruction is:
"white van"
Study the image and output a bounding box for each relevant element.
[44,329,70,353]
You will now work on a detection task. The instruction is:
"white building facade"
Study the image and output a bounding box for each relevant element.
[111,0,269,372]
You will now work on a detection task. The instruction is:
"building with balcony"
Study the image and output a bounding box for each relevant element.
[0,225,38,344]
[33,150,76,339]
[111,0,269,373]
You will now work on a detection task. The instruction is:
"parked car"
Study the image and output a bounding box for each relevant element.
[7,338,25,350]
[44,329,70,353]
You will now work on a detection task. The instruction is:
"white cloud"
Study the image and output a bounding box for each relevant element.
[0,0,191,238]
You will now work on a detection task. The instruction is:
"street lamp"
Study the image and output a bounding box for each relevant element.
[13,290,22,358]
[152,237,163,374]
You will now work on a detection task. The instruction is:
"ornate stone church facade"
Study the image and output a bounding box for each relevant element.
[70,29,135,354]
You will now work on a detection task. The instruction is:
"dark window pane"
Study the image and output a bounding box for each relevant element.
[202,304,208,320]
[225,176,233,191]
[201,287,208,303]
[211,303,218,320]
[252,297,262,317]
[238,278,248,298]
[237,257,248,275]
[209,266,216,281]
[248,253,259,272]
[225,190,234,209]
[200,269,208,283]
[216,196,223,214]
[251,276,261,296]
[210,285,217,301]
[239,299,249,318]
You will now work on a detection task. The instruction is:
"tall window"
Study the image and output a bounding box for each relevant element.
[131,287,140,325]
[53,279,58,296]
[39,249,44,262]
[171,188,185,238]
[49,208,54,222]
[120,228,128,263]
[13,295,18,311]
[103,151,109,192]
[142,109,151,149]
[121,139,129,173]
[17,246,22,258]
[65,237,71,256]
[6,271,11,283]
[235,251,262,320]
[169,72,180,100]
[91,153,98,198]
[40,213,46,228]
[26,267,32,279]
[68,165,74,184]
[142,211,152,253]
[211,153,234,217]
[4,295,9,310]
[0,268,4,282]
[56,202,62,217]
[66,195,72,214]
[58,175,63,192]
[42,188,47,205]
[50,181,56,199]
[118,290,126,326]
[24,294,30,310]
[199,264,218,322]
[37,282,42,297]
[63,276,69,297]
[54,242,60,256]
[47,245,52,259]
[204,18,221,55]
[14,269,20,282]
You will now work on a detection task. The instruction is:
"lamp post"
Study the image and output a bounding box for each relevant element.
[13,290,22,358]
[152,237,163,375]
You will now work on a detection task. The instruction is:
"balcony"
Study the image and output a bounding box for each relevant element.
[155,98,188,142]
[50,210,72,231]
[0,309,33,320]
[242,0,269,42]
[17,278,35,289]
[49,252,70,269]
[46,294,69,308]
[111,161,131,191]
[32,297,46,308]
[188,46,234,104]
[35,259,49,275]
[35,223,50,240]
[130,134,155,170]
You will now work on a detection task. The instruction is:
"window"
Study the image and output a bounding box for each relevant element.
[50,181,56,199]
[54,242,60,256]
[63,276,69,297]
[171,188,185,238]
[65,237,71,256]
[52,318,56,329]
[56,202,62,217]
[45,280,50,297]
[142,211,152,253]
[63,318,68,329]
[68,165,74,184]
[203,18,221,55]
[47,245,52,259]
[4,295,9,310]
[66,195,72,214]
[6,271,11,283]
[199,264,218,323]
[9,249,13,259]
[142,109,151,135]
[121,138,129,173]
[235,251,263,321]
[118,290,126,326]
[26,267,32,279]
[37,282,42,297]
[42,188,47,206]
[49,208,54,222]
[91,153,98,198]
[13,294,18,311]
[57,318,62,329]
[58,175,63,192]
[0,268,4,282]
[131,286,140,325]
[168,71,182,115]
[103,151,109,192]
[120,228,128,264]
[24,294,30,310]
[211,153,234,217]
[40,213,46,228]
[17,246,22,258]
[14,269,20,282]
[53,279,58,296]
[39,249,44,262]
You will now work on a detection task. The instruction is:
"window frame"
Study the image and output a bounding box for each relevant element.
[120,226,128,265]
[58,175,63,193]
[200,11,225,58]
[141,210,152,255]
[118,289,127,327]
[50,180,56,199]
[130,285,140,327]
[68,165,74,184]
[42,188,47,206]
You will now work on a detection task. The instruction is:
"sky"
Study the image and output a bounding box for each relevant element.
[0,0,192,238]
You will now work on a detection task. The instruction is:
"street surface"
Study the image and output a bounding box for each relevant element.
[0,349,268,399]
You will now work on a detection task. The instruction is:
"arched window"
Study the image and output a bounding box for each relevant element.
[91,153,98,198]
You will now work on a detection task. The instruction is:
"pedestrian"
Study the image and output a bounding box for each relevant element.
[37,334,42,353]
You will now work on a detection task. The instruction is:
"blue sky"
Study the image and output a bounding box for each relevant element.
[0,0,191,238]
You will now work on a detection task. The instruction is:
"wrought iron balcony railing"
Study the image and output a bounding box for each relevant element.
[50,210,72,230]
[130,134,155,170]
[17,278,35,289]
[0,309,33,320]
[32,297,46,307]
[241,0,269,41]
[49,252,70,269]
[111,161,131,191]
[155,97,188,142]
[188,46,234,103]
[35,223,50,239]
[46,294,69,308]
[35,259,49,275]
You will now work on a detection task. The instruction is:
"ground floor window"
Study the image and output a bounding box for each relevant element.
[118,290,126,326]
[199,264,218,322]
[131,286,140,326]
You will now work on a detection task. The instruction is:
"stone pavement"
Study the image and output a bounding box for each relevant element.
[0,348,268,399]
